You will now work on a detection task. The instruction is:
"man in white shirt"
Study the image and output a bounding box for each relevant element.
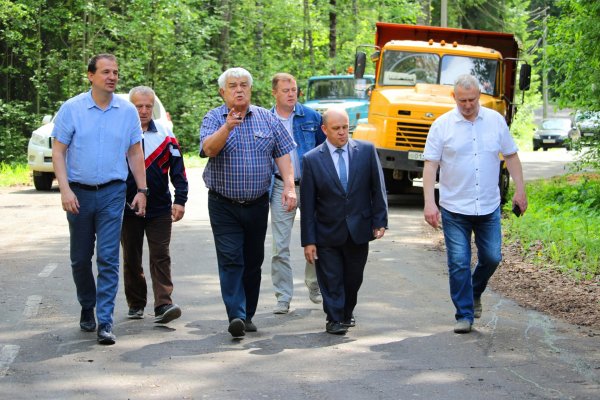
[423,74,528,334]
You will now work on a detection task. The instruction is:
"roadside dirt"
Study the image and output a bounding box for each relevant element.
[431,230,600,333]
[491,240,600,333]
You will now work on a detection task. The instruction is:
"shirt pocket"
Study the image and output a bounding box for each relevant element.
[253,131,273,154]
[300,123,319,148]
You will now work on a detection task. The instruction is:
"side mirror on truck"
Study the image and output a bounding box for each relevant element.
[519,64,531,91]
[354,51,366,79]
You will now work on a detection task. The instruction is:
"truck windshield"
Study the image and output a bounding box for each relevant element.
[307,78,373,101]
[379,51,499,95]
[380,51,439,85]
[440,55,498,95]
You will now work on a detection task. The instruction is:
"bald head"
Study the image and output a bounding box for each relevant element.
[322,107,348,126]
[322,107,349,148]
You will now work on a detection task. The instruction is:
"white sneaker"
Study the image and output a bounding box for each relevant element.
[273,301,289,314]
[308,287,322,304]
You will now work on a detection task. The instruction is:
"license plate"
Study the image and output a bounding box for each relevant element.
[408,151,424,161]
[542,139,555,143]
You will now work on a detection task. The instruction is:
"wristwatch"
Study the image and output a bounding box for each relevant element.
[137,188,149,196]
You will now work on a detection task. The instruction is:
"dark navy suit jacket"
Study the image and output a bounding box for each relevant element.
[300,139,388,247]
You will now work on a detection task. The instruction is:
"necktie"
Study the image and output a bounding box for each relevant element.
[335,148,347,192]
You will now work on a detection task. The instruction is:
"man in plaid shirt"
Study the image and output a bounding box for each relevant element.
[200,67,297,338]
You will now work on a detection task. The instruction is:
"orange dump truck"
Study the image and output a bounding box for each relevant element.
[353,23,530,200]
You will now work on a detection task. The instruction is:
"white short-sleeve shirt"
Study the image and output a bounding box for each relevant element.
[423,106,518,216]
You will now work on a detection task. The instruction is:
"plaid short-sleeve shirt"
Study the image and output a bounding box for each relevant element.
[200,104,296,201]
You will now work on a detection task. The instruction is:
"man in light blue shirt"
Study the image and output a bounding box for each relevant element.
[52,53,147,345]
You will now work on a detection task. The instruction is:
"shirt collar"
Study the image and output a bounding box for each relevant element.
[220,103,255,117]
[144,119,158,133]
[274,105,295,120]
[451,106,484,123]
[85,90,120,110]
[325,139,349,156]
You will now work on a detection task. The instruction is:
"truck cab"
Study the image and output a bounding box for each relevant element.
[353,23,530,201]
[304,74,375,133]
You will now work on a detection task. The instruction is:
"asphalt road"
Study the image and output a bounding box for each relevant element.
[1,149,598,399]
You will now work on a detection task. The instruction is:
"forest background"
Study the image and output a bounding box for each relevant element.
[1,0,599,164]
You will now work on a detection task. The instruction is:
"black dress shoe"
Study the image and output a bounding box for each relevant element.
[228,318,246,337]
[326,321,348,335]
[342,315,356,327]
[245,320,257,332]
[80,308,96,332]
[97,324,116,345]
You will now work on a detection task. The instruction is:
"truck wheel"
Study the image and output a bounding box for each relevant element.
[33,172,54,191]
[499,165,510,205]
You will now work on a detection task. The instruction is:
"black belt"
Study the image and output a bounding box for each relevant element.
[274,174,300,186]
[208,190,268,206]
[69,180,122,191]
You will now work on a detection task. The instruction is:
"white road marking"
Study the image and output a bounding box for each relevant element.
[0,345,20,377]
[23,295,43,318]
[38,263,57,278]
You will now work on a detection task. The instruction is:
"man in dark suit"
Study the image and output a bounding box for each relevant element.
[300,107,388,335]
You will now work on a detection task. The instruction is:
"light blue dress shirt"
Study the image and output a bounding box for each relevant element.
[51,90,143,185]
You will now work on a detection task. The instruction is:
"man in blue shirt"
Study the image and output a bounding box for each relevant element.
[200,67,296,338]
[121,86,188,325]
[52,54,147,345]
[269,73,326,315]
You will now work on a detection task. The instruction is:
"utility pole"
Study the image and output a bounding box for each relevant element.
[441,0,447,27]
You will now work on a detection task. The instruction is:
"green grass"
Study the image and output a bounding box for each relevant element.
[183,153,208,168]
[502,173,600,280]
[0,162,31,186]
[0,154,207,188]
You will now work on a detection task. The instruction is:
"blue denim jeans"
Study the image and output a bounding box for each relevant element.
[208,191,269,322]
[67,181,126,327]
[441,206,502,323]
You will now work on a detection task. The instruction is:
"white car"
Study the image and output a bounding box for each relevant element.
[27,93,172,190]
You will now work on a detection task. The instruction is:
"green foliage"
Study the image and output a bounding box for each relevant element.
[503,174,600,280]
[0,100,37,163]
[0,0,548,160]
[0,162,30,186]
[545,0,600,166]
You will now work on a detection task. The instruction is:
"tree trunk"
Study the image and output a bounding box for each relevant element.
[303,0,315,70]
[255,0,264,68]
[329,0,337,74]
[418,0,431,25]
[218,0,232,70]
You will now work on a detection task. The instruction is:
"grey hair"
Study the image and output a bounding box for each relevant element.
[129,86,155,101]
[218,67,253,89]
[454,74,480,92]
